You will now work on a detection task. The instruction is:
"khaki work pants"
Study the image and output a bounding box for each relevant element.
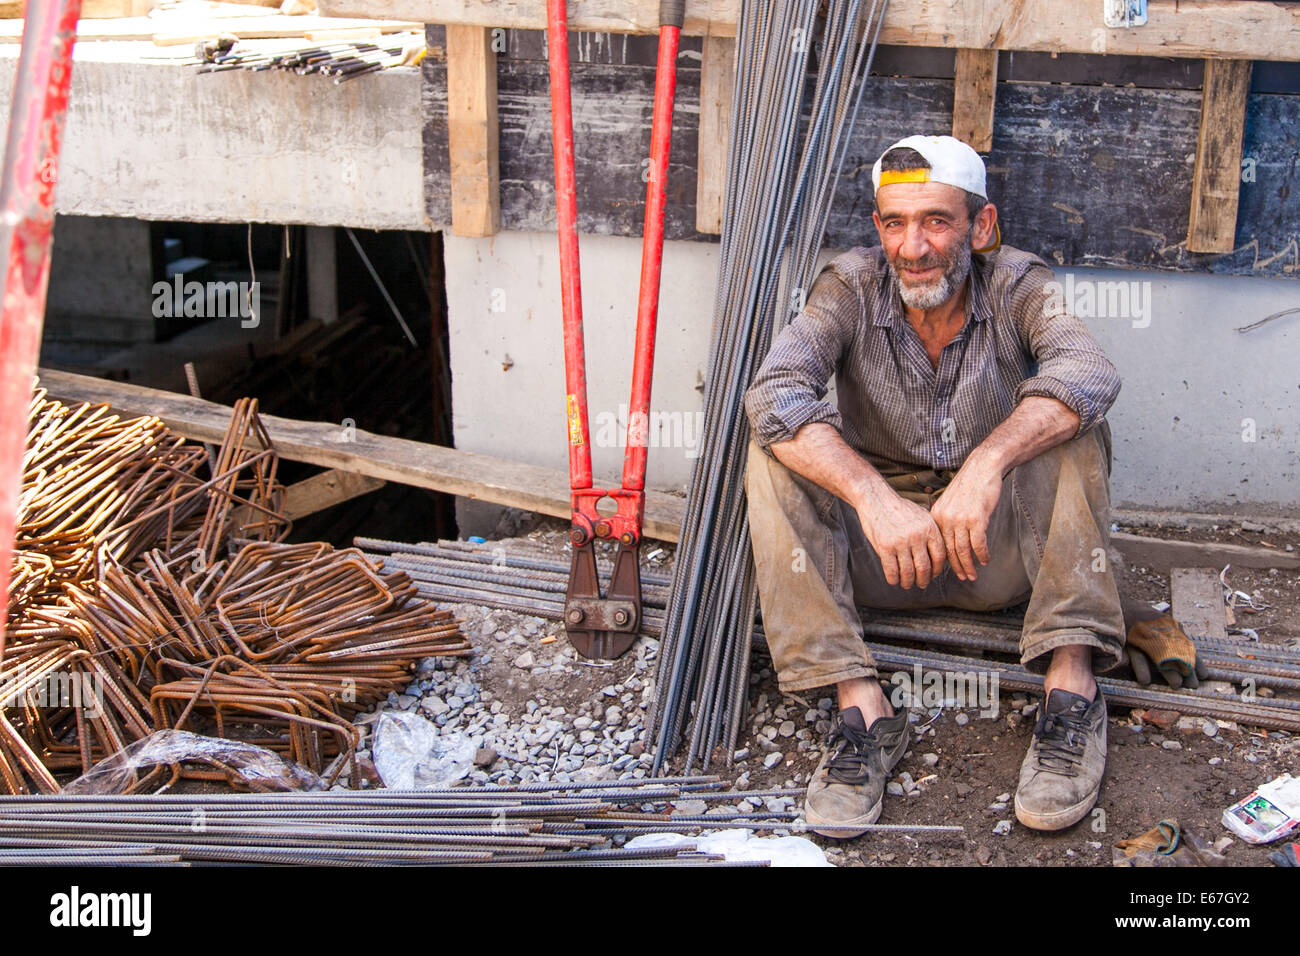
[744,425,1125,694]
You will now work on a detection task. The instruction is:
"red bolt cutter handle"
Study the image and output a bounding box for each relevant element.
[546,0,682,658]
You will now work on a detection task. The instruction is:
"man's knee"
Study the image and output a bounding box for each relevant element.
[1014,423,1111,494]
[745,439,838,524]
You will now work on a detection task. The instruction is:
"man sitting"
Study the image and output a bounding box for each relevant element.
[743,134,1125,836]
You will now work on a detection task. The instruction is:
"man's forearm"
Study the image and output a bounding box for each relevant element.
[965,395,1081,479]
[768,422,892,511]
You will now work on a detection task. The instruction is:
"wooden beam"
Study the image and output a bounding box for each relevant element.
[952,49,997,153]
[1170,567,1229,641]
[445,24,501,238]
[316,0,1300,60]
[1187,58,1252,254]
[695,34,734,235]
[282,469,387,520]
[321,0,735,36]
[80,0,136,15]
[1112,531,1300,573]
[37,368,687,542]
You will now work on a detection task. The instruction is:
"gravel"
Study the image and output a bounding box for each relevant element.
[356,593,667,788]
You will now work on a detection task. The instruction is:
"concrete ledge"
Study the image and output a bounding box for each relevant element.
[0,40,430,231]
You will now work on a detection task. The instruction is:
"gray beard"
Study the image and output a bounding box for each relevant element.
[890,237,972,310]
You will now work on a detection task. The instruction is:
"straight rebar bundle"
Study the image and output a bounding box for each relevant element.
[189,36,422,83]
[0,777,962,865]
[648,0,890,772]
[357,538,1300,734]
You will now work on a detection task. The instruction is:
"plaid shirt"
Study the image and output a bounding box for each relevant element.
[744,244,1120,474]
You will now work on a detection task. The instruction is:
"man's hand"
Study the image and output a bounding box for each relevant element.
[929,456,1003,581]
[856,492,947,589]
[928,396,1080,581]
[770,423,948,589]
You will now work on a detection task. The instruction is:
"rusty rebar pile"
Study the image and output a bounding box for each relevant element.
[1,386,468,794]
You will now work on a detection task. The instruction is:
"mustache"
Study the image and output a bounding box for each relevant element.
[893,253,947,271]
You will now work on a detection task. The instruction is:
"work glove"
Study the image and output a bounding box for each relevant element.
[1125,614,1208,690]
[1113,819,1227,867]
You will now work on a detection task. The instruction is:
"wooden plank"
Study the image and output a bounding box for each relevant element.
[305,26,383,41]
[951,48,997,153]
[445,24,500,237]
[80,0,135,16]
[1170,567,1228,640]
[151,14,421,43]
[282,469,386,520]
[424,38,702,243]
[322,0,735,36]
[1111,531,1300,573]
[695,34,734,235]
[1187,58,1252,254]
[37,368,688,542]
[318,0,1300,61]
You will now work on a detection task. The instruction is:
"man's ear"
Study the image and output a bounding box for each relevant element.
[872,208,884,244]
[971,202,998,252]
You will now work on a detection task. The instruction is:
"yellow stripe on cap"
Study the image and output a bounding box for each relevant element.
[877,168,931,187]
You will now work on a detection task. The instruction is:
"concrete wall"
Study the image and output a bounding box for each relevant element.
[445,230,715,497]
[446,231,1300,515]
[0,42,426,231]
[1086,268,1298,513]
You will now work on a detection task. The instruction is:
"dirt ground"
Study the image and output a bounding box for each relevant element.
[421,510,1299,867]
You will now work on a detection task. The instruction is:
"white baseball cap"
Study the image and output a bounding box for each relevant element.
[871,135,987,199]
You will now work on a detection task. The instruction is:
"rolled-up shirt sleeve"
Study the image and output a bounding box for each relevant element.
[744,260,860,457]
[1008,262,1122,436]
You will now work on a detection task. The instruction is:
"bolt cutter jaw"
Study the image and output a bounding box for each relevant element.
[564,539,642,660]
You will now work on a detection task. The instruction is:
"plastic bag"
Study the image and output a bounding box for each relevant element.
[371,710,477,789]
[63,729,325,794]
[626,828,832,867]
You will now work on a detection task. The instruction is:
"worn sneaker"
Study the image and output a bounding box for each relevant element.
[804,703,909,839]
[1014,687,1107,831]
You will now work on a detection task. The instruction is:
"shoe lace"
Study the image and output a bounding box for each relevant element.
[1032,708,1089,777]
[825,716,876,786]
